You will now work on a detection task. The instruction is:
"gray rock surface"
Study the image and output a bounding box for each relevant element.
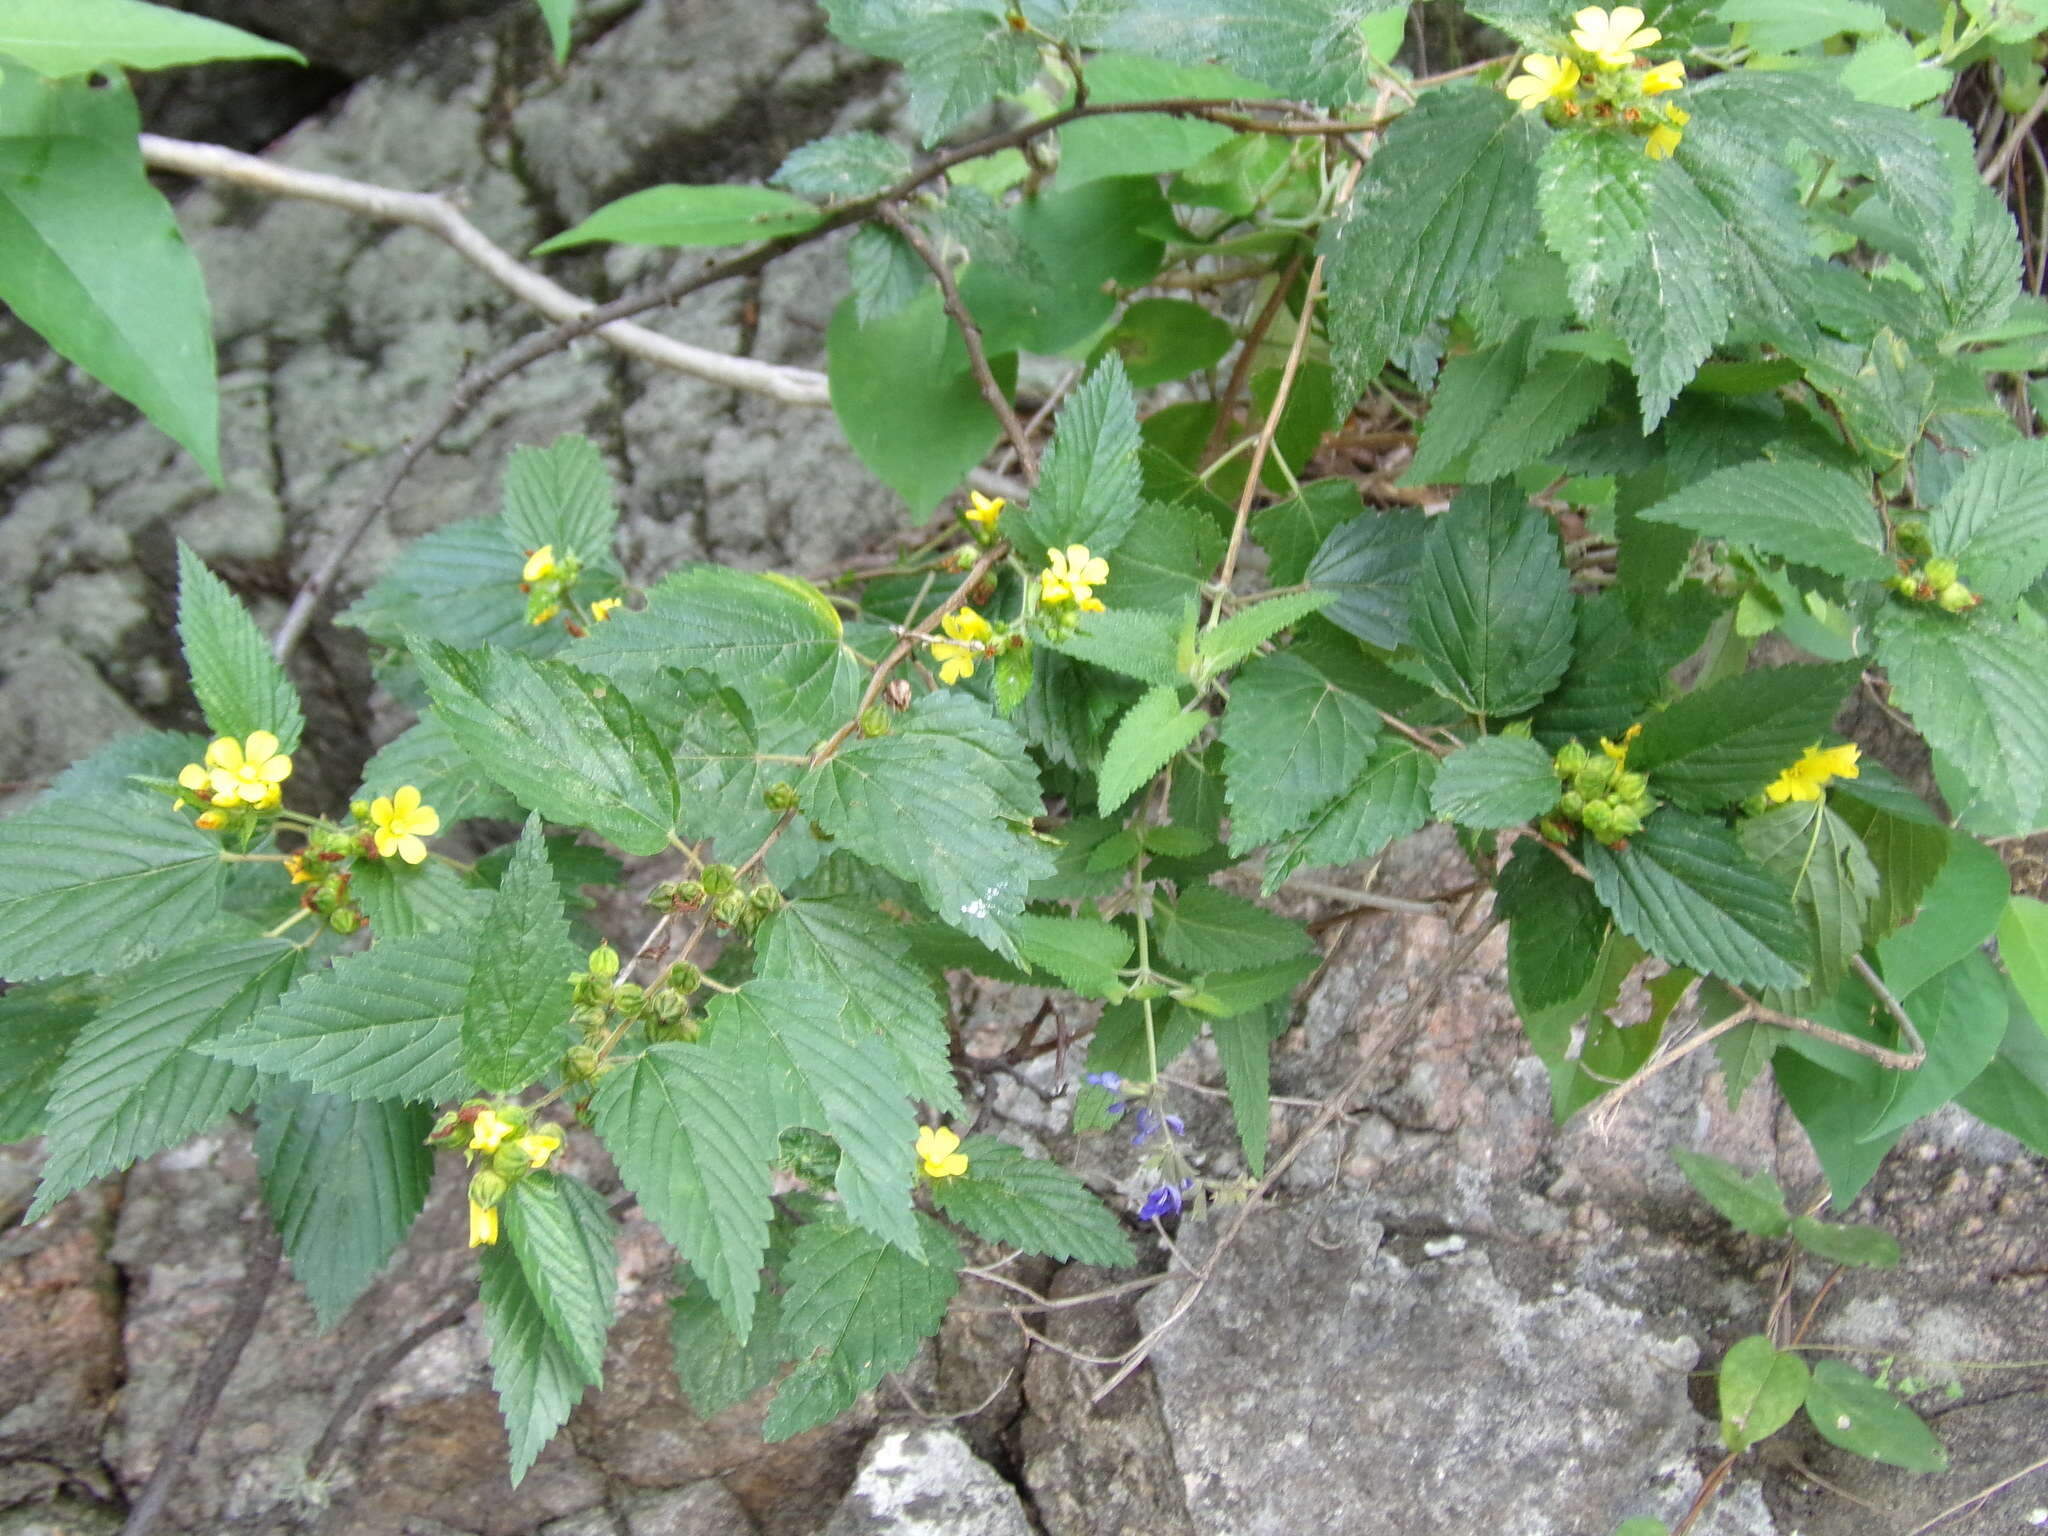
[820,1429,1032,1536]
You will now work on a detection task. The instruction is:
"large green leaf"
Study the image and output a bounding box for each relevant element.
[1718,1335,1810,1454]
[591,1044,778,1340]
[1155,884,1312,973]
[1496,840,1610,1017]
[827,3,1042,143]
[1101,0,1398,108]
[499,435,619,568]
[1861,952,2006,1142]
[1738,800,1877,997]
[671,1277,788,1418]
[502,1173,618,1384]
[1220,648,1380,852]
[0,795,224,982]
[1718,0,1886,50]
[1804,1361,1947,1472]
[1927,439,2048,607]
[336,517,556,658]
[1056,53,1269,187]
[480,1241,594,1485]
[462,816,578,1094]
[1671,1149,1791,1237]
[764,1213,960,1440]
[1408,332,1612,485]
[0,0,302,74]
[1428,734,1559,831]
[1630,664,1862,811]
[533,184,823,254]
[772,131,914,200]
[351,857,492,941]
[1584,811,1810,991]
[1634,459,1893,583]
[1876,607,2048,828]
[1262,739,1436,891]
[0,66,218,477]
[176,543,305,755]
[2000,896,2048,1035]
[358,715,524,824]
[255,1080,434,1328]
[1957,983,2048,1156]
[1013,912,1134,999]
[929,1136,1134,1266]
[1321,87,1544,399]
[805,691,1054,962]
[415,642,680,856]
[1014,355,1142,562]
[0,975,100,1141]
[1261,478,1365,588]
[204,929,477,1104]
[1407,482,1575,721]
[1831,779,1950,938]
[27,940,298,1220]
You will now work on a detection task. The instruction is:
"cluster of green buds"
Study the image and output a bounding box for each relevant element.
[518,544,582,627]
[427,1101,567,1247]
[284,848,364,933]
[1543,727,1657,846]
[680,863,781,934]
[1889,554,1979,614]
[644,959,703,1043]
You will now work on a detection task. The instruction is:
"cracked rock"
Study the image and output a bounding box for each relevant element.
[819,1428,1031,1536]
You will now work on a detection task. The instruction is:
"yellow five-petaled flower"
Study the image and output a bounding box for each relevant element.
[369,784,440,864]
[1641,59,1686,94]
[470,1107,516,1155]
[522,545,559,583]
[931,605,994,686]
[1571,5,1661,68]
[1765,742,1861,804]
[917,1124,969,1179]
[1041,544,1109,612]
[179,731,293,811]
[1507,53,1581,110]
[963,490,1005,531]
[519,1126,563,1169]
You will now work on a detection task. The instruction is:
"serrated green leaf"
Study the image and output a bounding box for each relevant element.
[1098,685,1206,817]
[2000,896,2048,1034]
[772,131,912,200]
[931,1137,1133,1266]
[1928,439,2048,607]
[1933,183,2022,338]
[358,715,524,824]
[176,543,304,755]
[1109,501,1226,614]
[256,1080,433,1327]
[0,975,101,1141]
[1429,734,1559,831]
[1322,88,1544,400]
[1585,811,1810,991]
[1101,0,1395,107]
[1831,774,1951,937]
[462,816,577,1094]
[40,729,210,805]
[1260,478,1364,588]
[205,929,476,1103]
[502,1173,618,1383]
[1876,607,2048,841]
[1408,483,1574,721]
[1155,884,1311,974]
[481,1240,593,1485]
[1738,800,1877,997]
[1788,1215,1900,1269]
[1048,606,1185,688]
[1862,952,2006,1141]
[591,1043,777,1340]
[760,900,960,1113]
[1056,53,1269,187]
[1497,840,1610,1017]
[337,516,564,659]
[1015,355,1142,562]
[1718,1334,1810,1454]
[1804,1360,1947,1472]
[1197,591,1334,675]
[1014,913,1133,999]
[1671,1149,1791,1237]
[848,6,1043,144]
[1220,649,1380,853]
[0,66,218,477]
[534,184,822,254]
[1635,460,1893,583]
[350,857,492,941]
[415,642,679,856]
[1183,953,1318,1018]
[1530,596,1665,749]
[500,435,617,568]
[671,1276,787,1418]
[0,0,304,74]
[1719,0,1886,50]
[1213,1001,1284,1177]
[1537,131,1654,317]
[0,795,224,982]
[28,940,299,1220]
[1263,739,1436,892]
[846,221,927,325]
[1631,664,1862,812]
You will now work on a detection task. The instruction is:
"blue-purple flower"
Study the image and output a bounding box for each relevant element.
[1129,1105,1185,1147]
[1086,1071,1129,1117]
[1137,1179,1193,1221]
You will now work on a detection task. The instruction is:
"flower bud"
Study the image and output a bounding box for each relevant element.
[1612,770,1649,804]
[649,878,703,911]
[858,705,892,739]
[1937,581,1978,613]
[425,1110,470,1149]
[1891,573,1921,597]
[1922,557,1959,590]
[195,811,226,832]
[492,1138,535,1179]
[714,890,750,927]
[1555,789,1586,820]
[665,962,703,995]
[700,864,738,897]
[763,781,800,813]
[885,678,913,711]
[611,983,646,1016]
[586,944,621,980]
[646,1012,701,1044]
[329,906,362,933]
[564,1044,603,1081]
[348,799,372,822]
[650,989,689,1026]
[1574,756,1617,797]
[469,1169,510,1209]
[1553,741,1590,778]
[1893,518,1931,556]
[748,881,782,914]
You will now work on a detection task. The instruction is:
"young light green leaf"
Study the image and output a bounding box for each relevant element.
[1220,648,1380,853]
[1718,1334,1810,1454]
[462,816,578,1094]
[772,131,913,200]
[0,67,219,478]
[1014,355,1143,562]
[415,642,680,856]
[1536,131,1654,316]
[1718,0,1886,50]
[1634,460,1893,583]
[0,976,101,1142]
[534,184,822,254]
[255,1080,434,1328]
[1804,1361,1947,1472]
[176,543,304,755]
[1196,591,1334,676]
[847,222,927,324]
[1263,740,1437,892]
[40,729,210,805]
[1788,1216,1900,1269]
[480,1240,594,1485]
[1671,1149,1792,1237]
[760,899,960,1113]
[1408,483,1575,721]
[0,795,225,982]
[1057,53,1268,186]
[1631,664,1862,812]
[930,1136,1134,1267]
[502,1173,618,1384]
[1014,913,1134,999]
[764,1213,960,1441]
[204,929,477,1104]
[1047,607,1186,689]
[1155,884,1312,974]
[28,940,299,1220]
[532,0,574,59]
[671,1277,787,1418]
[1098,686,1206,817]
[0,0,302,75]
[835,6,1042,144]
[1927,439,2048,606]
[338,515,563,659]
[500,435,618,567]
[591,1043,778,1340]
[1429,734,1560,831]
[1585,811,1810,991]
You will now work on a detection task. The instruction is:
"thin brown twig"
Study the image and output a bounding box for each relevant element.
[1199,245,1307,469]
[305,1287,477,1478]
[1982,86,2048,184]
[1906,1448,2048,1534]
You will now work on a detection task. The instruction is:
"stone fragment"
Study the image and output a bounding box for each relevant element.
[820,1428,1032,1536]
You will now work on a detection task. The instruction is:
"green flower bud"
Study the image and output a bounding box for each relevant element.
[1612,770,1649,804]
[1890,573,1921,597]
[611,983,647,1016]
[748,881,782,914]
[348,799,372,822]
[1922,557,1960,590]
[1937,581,1978,613]
[1553,741,1590,778]
[564,1044,603,1082]
[1739,792,1770,818]
[424,1110,469,1149]
[1574,756,1617,797]
[587,944,621,980]
[858,705,892,739]
[700,864,738,897]
[763,781,801,813]
[1581,800,1619,840]
[573,1006,610,1040]
[328,906,362,934]
[1606,801,1646,839]
[714,890,750,927]
[665,962,703,996]
[572,974,607,1007]
[469,1169,510,1209]
[1556,789,1586,820]
[492,1139,534,1179]
[1893,518,1931,557]
[646,1012,701,1044]
[650,989,689,1026]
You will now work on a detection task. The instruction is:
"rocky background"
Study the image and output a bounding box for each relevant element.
[2,3,2045,1533]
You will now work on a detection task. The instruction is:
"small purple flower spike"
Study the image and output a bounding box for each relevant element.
[1137,1179,1192,1222]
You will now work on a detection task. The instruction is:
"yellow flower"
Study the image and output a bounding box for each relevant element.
[1641,59,1686,94]
[195,810,226,832]
[468,1199,499,1247]
[591,597,623,623]
[963,491,1005,531]
[1507,53,1581,109]
[1644,123,1683,159]
[1600,722,1643,766]
[1572,5,1661,67]
[522,545,558,583]
[1765,743,1861,804]
[530,603,560,627]
[1041,544,1110,611]
[519,1127,563,1170]
[917,1124,969,1180]
[930,605,993,686]
[470,1107,515,1155]
[201,731,293,808]
[369,784,440,864]
[285,853,317,885]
